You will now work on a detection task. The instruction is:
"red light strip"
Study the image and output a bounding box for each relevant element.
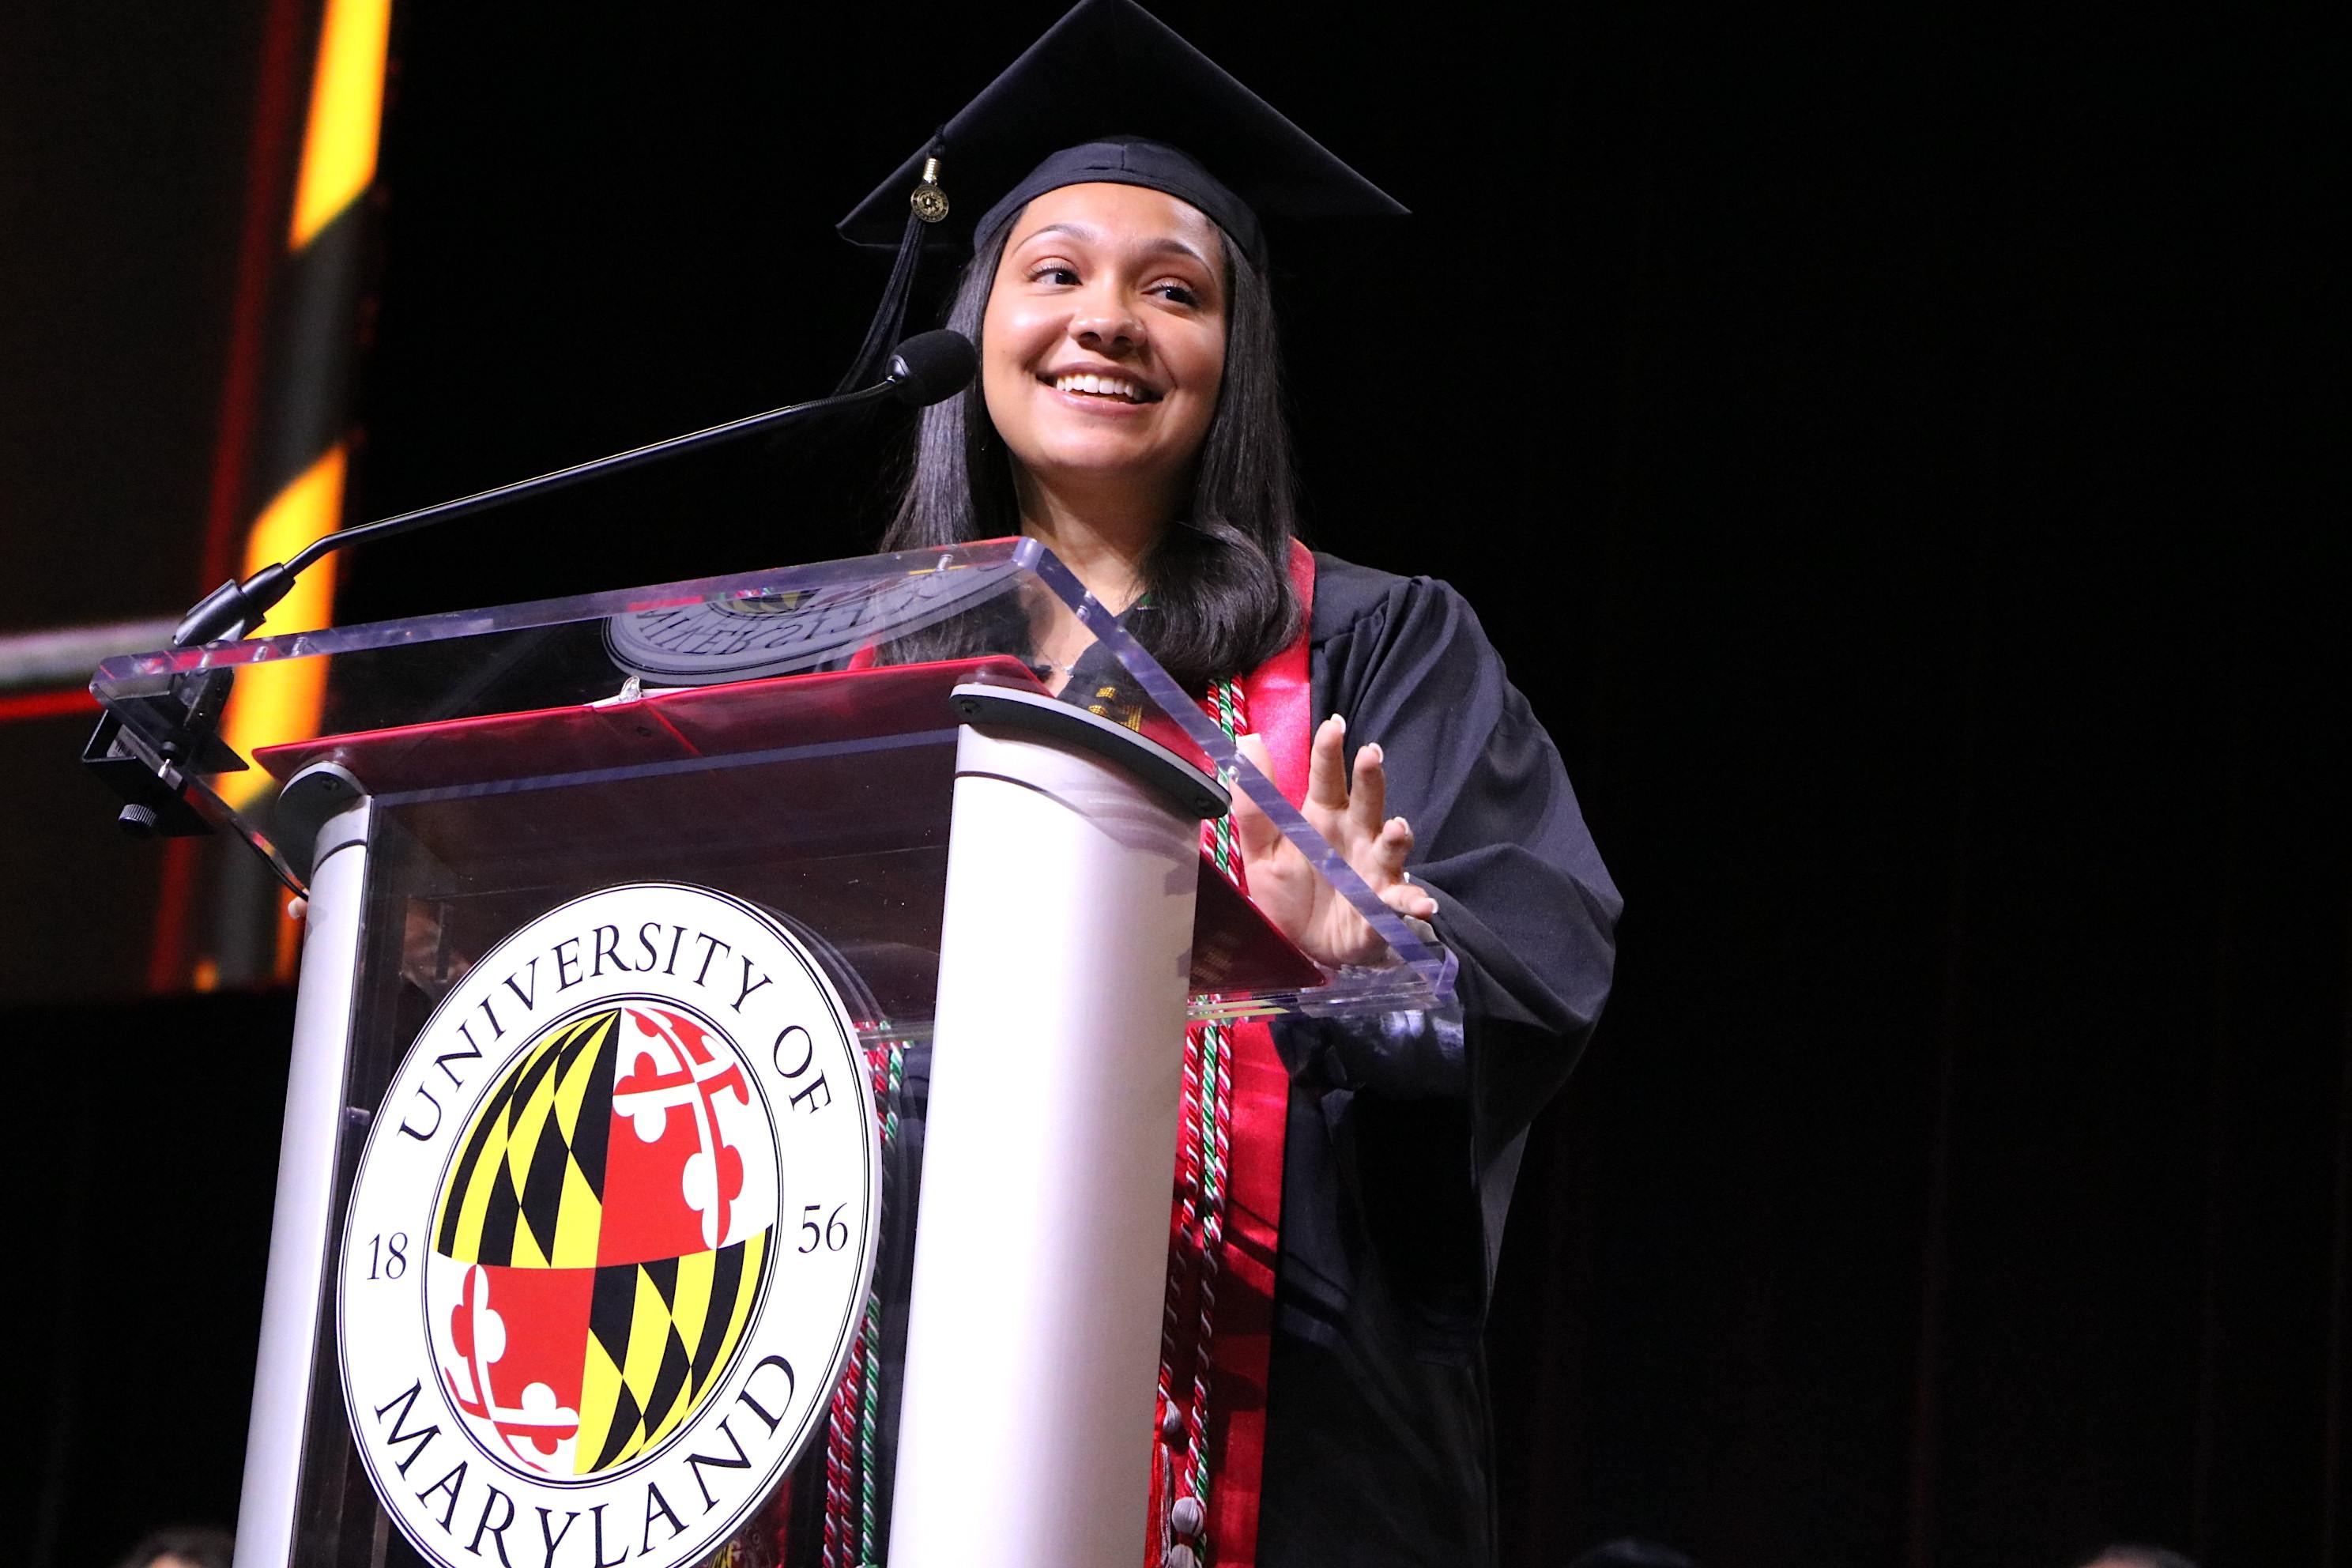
[0,689,99,724]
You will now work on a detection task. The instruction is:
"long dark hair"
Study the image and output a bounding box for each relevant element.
[880,208,1302,690]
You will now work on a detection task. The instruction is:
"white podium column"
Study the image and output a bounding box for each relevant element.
[889,688,1222,1568]
[232,793,370,1568]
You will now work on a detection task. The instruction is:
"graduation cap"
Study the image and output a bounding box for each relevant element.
[834,0,1405,387]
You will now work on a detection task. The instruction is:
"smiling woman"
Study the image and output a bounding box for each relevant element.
[843,2,1621,1564]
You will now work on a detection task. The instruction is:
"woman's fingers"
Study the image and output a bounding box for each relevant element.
[1349,741,1389,840]
[1231,790,1286,865]
[1291,715,1415,881]
[1232,729,1274,782]
[1230,730,1272,797]
[1379,879,1440,922]
[1371,816,1434,917]
[1305,713,1351,815]
[1225,718,1437,961]
[1234,716,1434,940]
[1305,712,1389,844]
[1227,733,1287,863]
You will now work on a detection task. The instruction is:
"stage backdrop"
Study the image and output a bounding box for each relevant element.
[6,4,2345,1566]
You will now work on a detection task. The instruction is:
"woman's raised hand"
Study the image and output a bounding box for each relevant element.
[1231,714,1440,970]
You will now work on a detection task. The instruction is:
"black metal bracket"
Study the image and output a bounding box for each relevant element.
[81,666,248,839]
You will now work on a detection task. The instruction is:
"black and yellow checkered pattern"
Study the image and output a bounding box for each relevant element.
[435,1010,617,1268]
[577,1231,767,1471]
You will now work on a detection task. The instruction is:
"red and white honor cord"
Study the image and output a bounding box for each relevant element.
[821,1040,902,1568]
[1152,676,1248,1563]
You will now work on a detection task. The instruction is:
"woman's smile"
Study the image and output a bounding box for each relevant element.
[1042,368,1163,404]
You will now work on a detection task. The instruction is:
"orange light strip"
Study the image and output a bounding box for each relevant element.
[216,445,347,808]
[288,0,393,248]
[217,0,390,800]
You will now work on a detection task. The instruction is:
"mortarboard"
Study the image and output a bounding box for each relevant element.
[833,0,1406,387]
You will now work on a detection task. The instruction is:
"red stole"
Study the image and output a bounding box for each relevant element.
[1189,541,1314,1566]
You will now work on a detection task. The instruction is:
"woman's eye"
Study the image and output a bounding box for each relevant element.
[1031,265,1080,286]
[1154,282,1200,307]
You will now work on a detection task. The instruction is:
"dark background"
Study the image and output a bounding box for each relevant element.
[6,2,2346,1566]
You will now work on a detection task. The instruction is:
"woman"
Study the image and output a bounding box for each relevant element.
[849,5,1622,1562]
[883,175,1436,969]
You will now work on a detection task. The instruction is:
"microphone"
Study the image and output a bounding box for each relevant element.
[172,330,978,648]
[92,330,980,840]
[886,329,980,408]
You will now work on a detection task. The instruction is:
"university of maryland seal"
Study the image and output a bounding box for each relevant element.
[339,884,878,1568]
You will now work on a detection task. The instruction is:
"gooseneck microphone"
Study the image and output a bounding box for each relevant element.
[883,328,980,411]
[89,329,979,840]
[171,329,979,649]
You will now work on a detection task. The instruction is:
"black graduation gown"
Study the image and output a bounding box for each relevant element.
[1257,554,1621,1566]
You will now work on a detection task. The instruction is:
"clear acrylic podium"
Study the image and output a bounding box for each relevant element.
[92,539,1452,1568]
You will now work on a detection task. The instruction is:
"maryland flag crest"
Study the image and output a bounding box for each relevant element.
[340,885,877,1568]
[431,1002,773,1479]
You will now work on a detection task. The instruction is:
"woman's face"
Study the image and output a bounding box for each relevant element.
[980,182,1228,513]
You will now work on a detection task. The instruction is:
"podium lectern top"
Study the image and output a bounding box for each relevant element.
[92,537,1452,1022]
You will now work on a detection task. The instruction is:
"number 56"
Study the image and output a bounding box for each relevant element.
[797,1204,849,1253]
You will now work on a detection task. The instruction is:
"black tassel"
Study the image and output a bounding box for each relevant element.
[835,134,948,394]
